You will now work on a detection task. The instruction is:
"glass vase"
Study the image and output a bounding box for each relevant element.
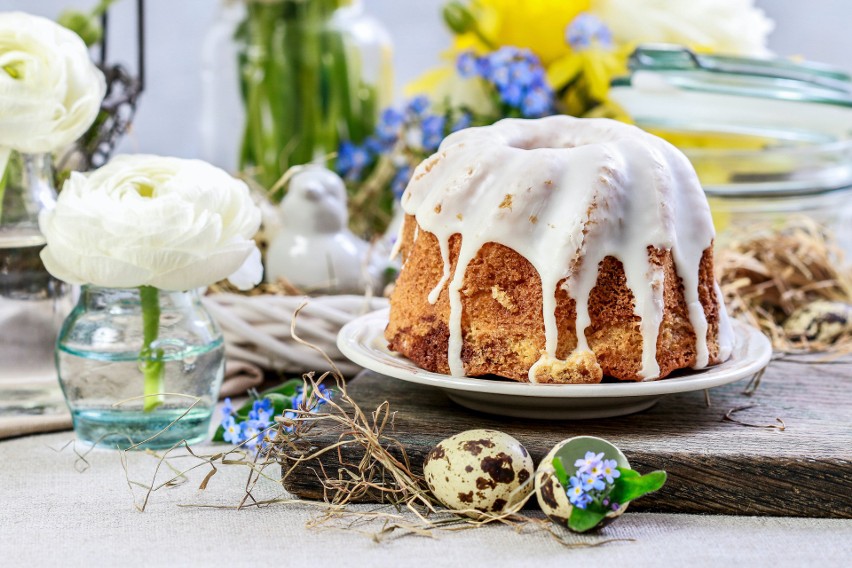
[0,151,72,414]
[233,0,393,194]
[56,286,226,449]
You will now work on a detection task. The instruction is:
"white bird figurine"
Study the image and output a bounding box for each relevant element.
[265,166,384,294]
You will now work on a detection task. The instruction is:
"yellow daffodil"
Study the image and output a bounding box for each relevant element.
[545,12,629,116]
[452,0,591,65]
[407,0,773,126]
[404,67,498,114]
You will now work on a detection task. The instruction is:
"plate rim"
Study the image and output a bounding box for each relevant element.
[337,308,772,399]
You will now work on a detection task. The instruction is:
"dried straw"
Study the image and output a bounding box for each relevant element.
[716,216,852,353]
[268,304,536,527]
[113,304,631,547]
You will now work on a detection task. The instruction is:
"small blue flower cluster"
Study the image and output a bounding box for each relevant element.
[220,397,272,450]
[335,141,372,183]
[391,165,413,200]
[281,384,331,423]
[567,451,621,510]
[219,385,331,451]
[565,13,613,52]
[456,47,555,118]
[337,96,472,194]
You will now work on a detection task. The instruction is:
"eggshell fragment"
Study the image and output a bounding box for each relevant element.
[423,429,534,517]
[535,436,629,528]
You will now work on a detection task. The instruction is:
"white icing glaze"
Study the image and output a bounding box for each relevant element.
[715,281,734,362]
[399,116,727,380]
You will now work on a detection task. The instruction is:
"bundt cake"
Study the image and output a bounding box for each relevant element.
[385,116,733,384]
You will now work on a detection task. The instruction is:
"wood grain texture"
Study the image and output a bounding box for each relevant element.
[282,357,852,517]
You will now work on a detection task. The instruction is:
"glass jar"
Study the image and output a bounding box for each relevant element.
[0,152,72,414]
[56,286,225,449]
[610,45,852,255]
[227,0,393,195]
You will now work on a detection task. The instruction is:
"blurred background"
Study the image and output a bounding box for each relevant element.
[4,0,852,428]
[5,0,852,162]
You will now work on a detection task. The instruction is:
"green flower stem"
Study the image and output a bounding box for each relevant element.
[139,285,165,412]
[0,148,10,221]
[238,0,380,201]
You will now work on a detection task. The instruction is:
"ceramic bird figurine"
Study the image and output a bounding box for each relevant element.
[265,166,384,294]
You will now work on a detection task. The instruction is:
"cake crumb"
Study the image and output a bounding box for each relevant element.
[499,194,513,210]
[544,180,553,187]
[531,351,603,384]
[529,215,538,224]
[415,156,440,179]
[491,286,516,311]
[434,203,442,214]
[457,213,463,221]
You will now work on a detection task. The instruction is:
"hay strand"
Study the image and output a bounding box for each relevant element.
[717,217,852,354]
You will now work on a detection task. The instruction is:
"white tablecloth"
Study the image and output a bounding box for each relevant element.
[0,429,849,567]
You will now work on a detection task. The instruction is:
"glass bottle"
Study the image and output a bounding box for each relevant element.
[610,45,852,255]
[0,152,71,414]
[202,0,393,195]
[200,0,246,174]
[56,286,226,449]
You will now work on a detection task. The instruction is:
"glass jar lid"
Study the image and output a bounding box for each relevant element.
[609,45,852,197]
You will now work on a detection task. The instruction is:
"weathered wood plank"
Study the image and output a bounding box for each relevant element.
[282,357,852,517]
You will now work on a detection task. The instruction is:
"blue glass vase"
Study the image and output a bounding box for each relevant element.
[56,286,225,449]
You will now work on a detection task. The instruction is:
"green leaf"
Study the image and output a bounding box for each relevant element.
[568,507,607,533]
[260,378,304,398]
[611,470,667,505]
[234,398,256,421]
[212,424,226,443]
[264,393,294,416]
[617,467,639,480]
[551,456,570,488]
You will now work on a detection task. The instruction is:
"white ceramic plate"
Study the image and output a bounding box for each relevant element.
[337,309,773,419]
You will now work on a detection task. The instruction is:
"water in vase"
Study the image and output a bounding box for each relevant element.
[57,339,225,448]
[0,230,71,414]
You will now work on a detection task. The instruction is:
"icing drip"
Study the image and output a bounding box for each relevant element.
[400,116,722,380]
[715,281,734,361]
[428,237,451,305]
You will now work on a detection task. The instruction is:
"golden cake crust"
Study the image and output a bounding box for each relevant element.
[385,215,723,383]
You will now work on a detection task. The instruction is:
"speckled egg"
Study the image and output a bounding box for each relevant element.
[423,429,534,517]
[535,436,629,529]
[783,301,852,344]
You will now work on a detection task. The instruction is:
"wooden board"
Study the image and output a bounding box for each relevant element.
[282,357,852,518]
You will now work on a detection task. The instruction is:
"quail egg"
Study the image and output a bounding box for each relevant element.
[423,429,534,517]
[535,436,629,530]
[783,301,852,344]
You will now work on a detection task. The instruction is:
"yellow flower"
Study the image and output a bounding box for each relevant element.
[453,0,591,65]
[546,12,630,116]
[404,67,498,114]
[548,46,628,111]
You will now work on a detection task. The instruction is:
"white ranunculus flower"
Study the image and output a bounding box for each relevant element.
[591,0,774,56]
[39,155,263,291]
[0,11,106,153]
